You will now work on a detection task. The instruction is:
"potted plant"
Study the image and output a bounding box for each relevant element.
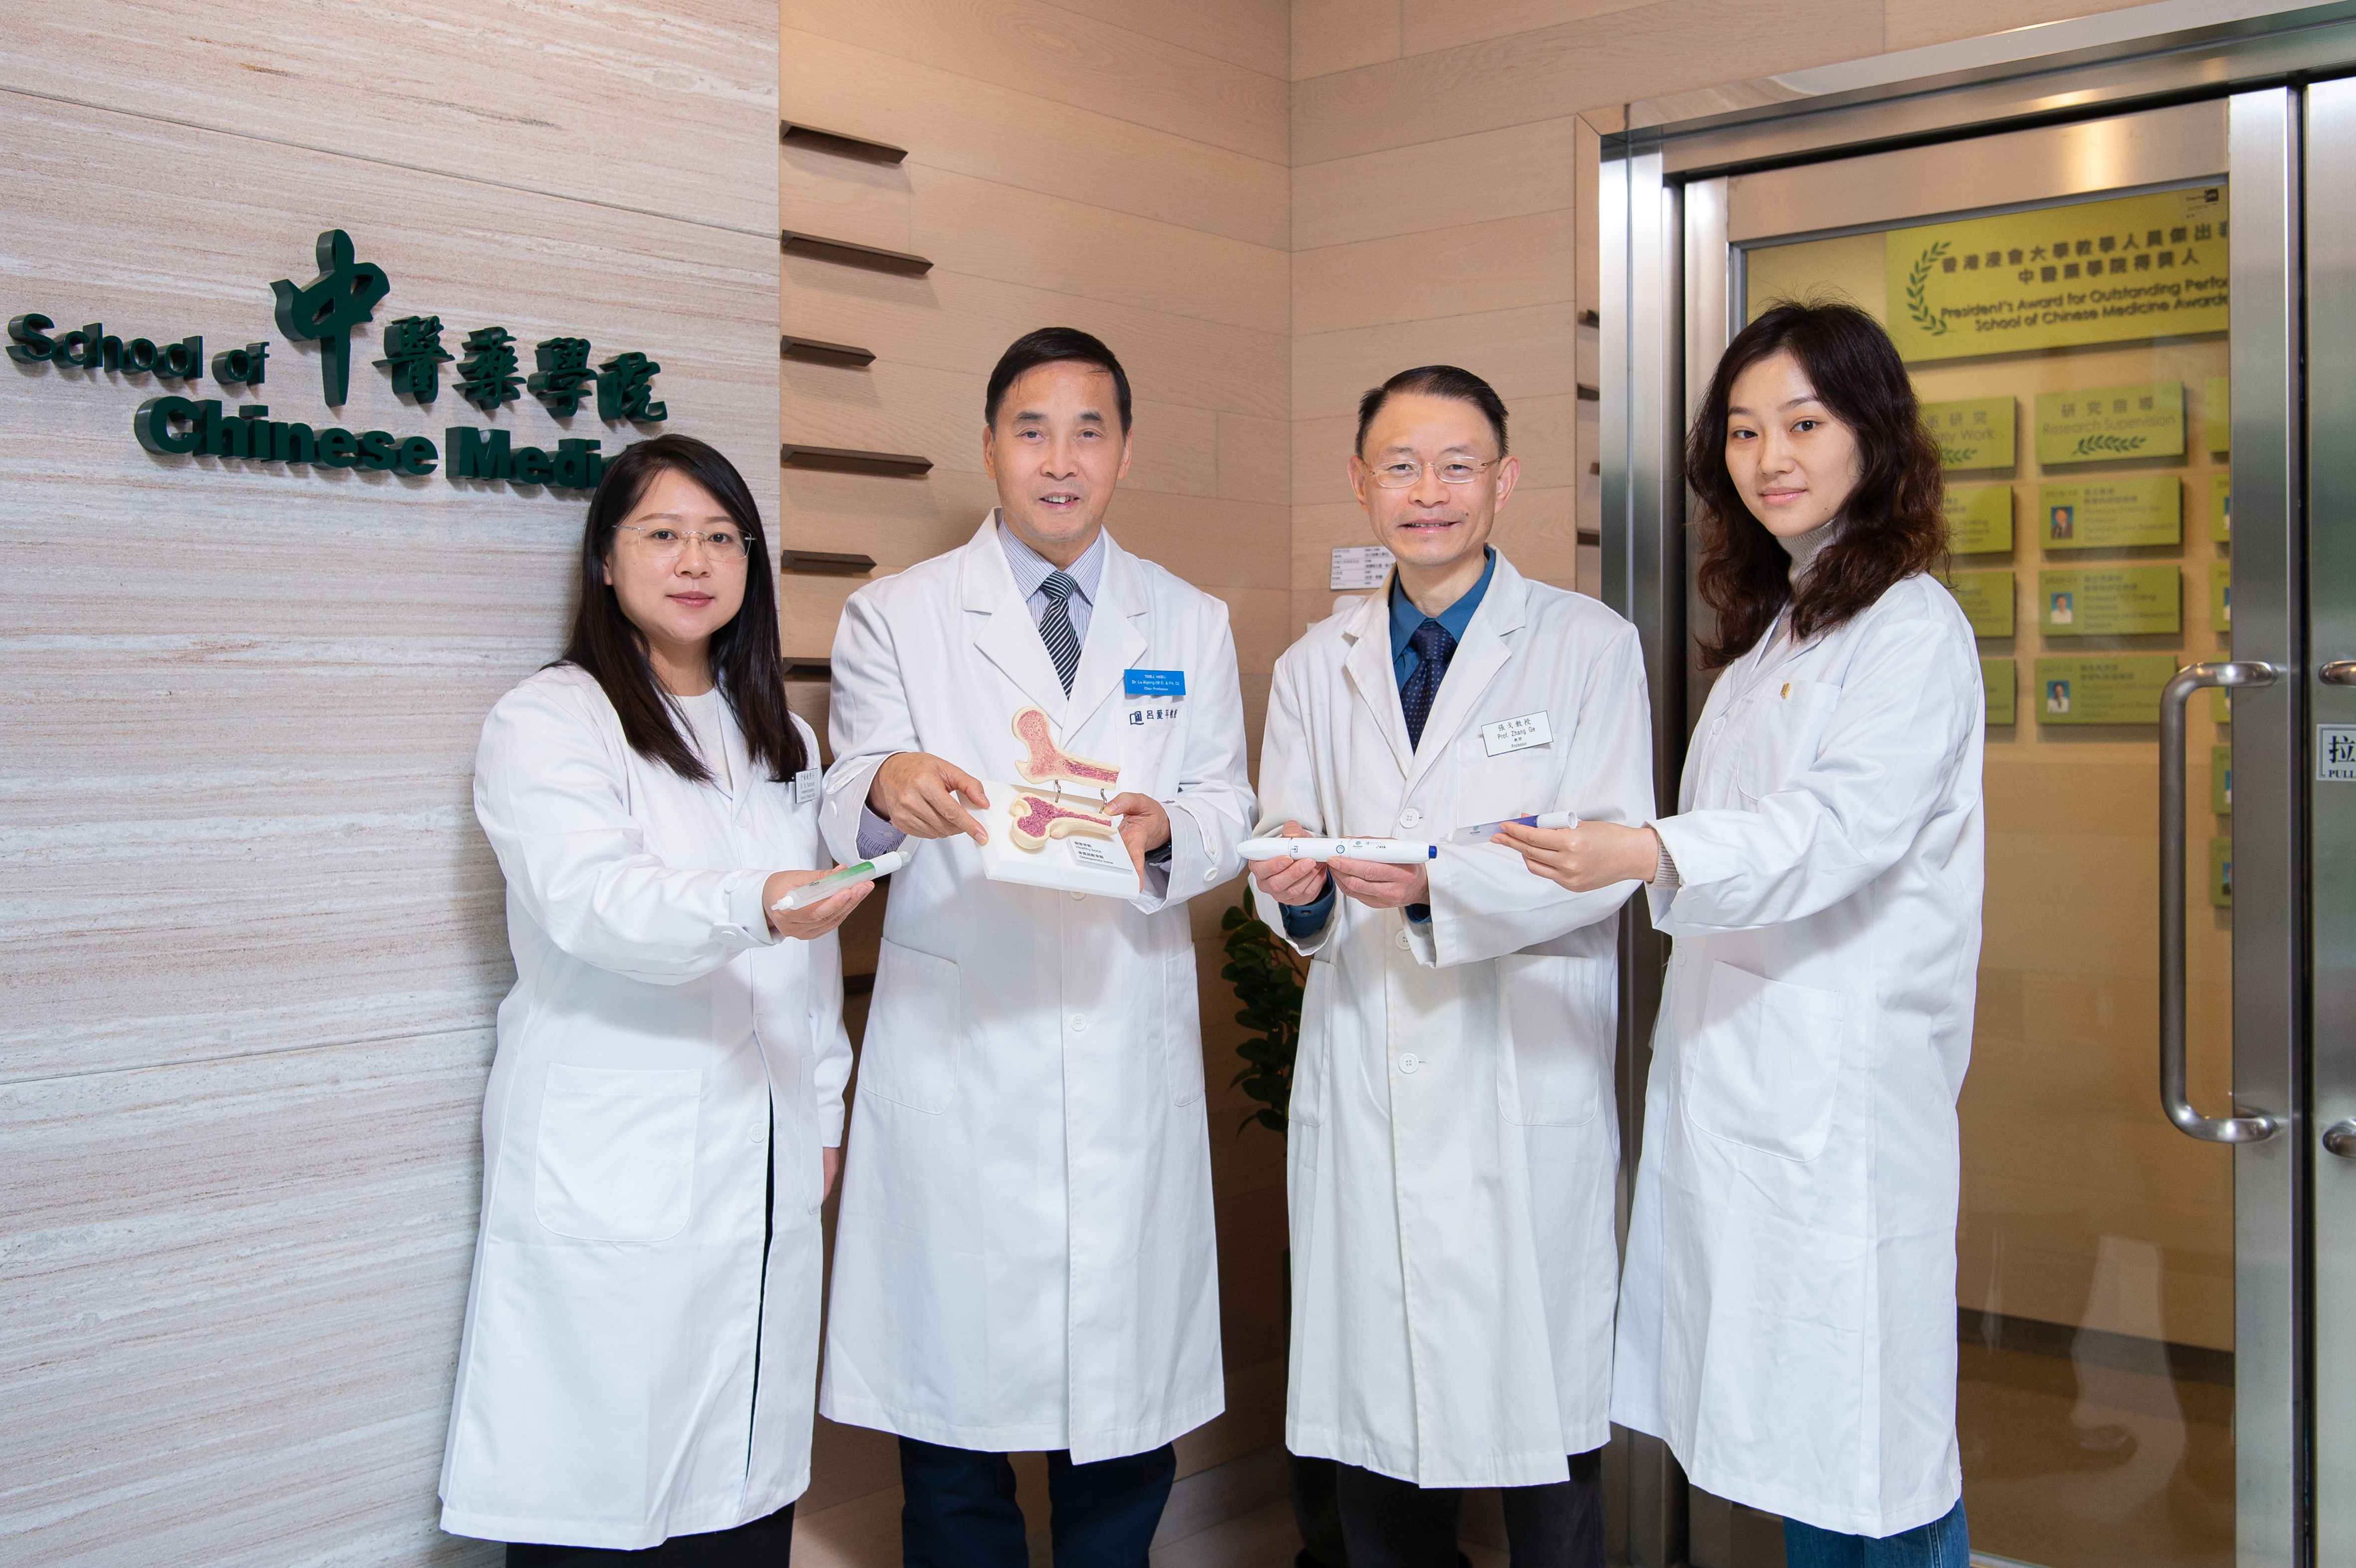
[1218,899,1347,1568]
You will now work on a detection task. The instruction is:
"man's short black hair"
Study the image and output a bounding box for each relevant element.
[1354,364,1509,457]
[985,327,1133,433]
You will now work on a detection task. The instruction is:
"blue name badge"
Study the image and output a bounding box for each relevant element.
[1124,668,1186,698]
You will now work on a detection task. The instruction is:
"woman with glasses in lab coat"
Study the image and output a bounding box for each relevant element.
[1499,301,1984,1567]
[439,433,868,1564]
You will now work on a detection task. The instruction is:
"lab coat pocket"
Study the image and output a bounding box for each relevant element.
[1450,733,1559,831]
[533,1065,704,1242]
[1683,962,1847,1162]
[860,940,960,1115]
[1735,679,1840,801]
[1496,954,1606,1127]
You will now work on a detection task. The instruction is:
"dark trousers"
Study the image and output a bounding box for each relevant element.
[898,1435,1178,1568]
[504,1501,794,1566]
[1334,1449,1605,1568]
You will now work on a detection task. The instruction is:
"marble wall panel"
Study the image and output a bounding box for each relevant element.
[0,0,779,1552]
[0,1,777,233]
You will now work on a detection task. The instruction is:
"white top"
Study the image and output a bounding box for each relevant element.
[674,688,734,793]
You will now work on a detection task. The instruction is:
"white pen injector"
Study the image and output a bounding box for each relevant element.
[772,849,911,911]
[1240,837,1439,864]
[1446,811,1579,845]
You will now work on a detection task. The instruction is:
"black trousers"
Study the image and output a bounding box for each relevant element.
[1334,1449,1605,1568]
[898,1435,1177,1568]
[504,1501,794,1566]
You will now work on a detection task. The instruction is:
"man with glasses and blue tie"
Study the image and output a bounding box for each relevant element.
[1246,366,1655,1568]
[817,328,1254,1567]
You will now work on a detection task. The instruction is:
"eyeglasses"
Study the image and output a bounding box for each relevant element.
[615,524,752,565]
[1365,457,1501,489]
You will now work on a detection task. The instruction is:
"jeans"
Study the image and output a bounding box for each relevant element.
[897,1436,1177,1568]
[1332,1449,1606,1568]
[1782,1498,1970,1568]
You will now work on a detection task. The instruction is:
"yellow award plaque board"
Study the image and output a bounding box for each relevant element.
[2037,565,2182,637]
[2035,381,2186,466]
[1946,484,2014,555]
[2205,375,2230,455]
[1922,396,2017,470]
[1983,657,2017,726]
[1948,570,2016,637]
[1885,186,2228,363]
[2210,471,2231,542]
[2212,561,2232,629]
[2038,474,2182,550]
[2034,653,2181,725]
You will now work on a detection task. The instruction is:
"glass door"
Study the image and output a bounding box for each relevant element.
[1664,93,2304,1567]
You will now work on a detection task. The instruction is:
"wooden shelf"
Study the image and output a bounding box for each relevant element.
[1577,384,1600,402]
[781,335,877,368]
[780,443,932,477]
[779,549,877,576]
[779,121,907,164]
[784,658,834,682]
[781,231,932,276]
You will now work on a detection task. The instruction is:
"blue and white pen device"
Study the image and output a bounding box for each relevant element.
[1446,811,1579,845]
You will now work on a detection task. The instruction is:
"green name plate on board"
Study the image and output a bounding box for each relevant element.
[2210,471,2231,541]
[2037,565,2181,636]
[1947,570,2015,637]
[1983,657,2016,726]
[2205,375,2230,455]
[2210,835,2232,908]
[2035,653,2180,725]
[2038,474,2181,550]
[1923,397,2016,470]
[2035,381,2185,465]
[2214,688,2233,723]
[2212,743,2232,816]
[1945,484,2013,554]
[2211,561,2231,629]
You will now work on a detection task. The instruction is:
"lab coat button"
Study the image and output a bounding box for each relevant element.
[1399,808,1423,829]
[1204,866,1217,882]
[1399,1053,1421,1075]
[1395,929,1412,950]
[1069,889,1086,901]
[1069,1013,1089,1033]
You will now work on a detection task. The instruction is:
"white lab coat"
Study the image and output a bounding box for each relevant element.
[440,665,852,1550]
[1250,555,1655,1488]
[1611,572,1984,1537]
[817,515,1253,1461]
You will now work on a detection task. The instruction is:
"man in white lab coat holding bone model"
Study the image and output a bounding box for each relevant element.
[1248,366,1654,1568]
[818,328,1253,1568]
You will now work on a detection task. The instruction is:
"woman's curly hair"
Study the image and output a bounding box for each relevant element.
[1687,299,1947,668]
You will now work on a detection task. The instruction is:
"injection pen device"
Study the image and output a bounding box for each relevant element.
[1239,838,1440,864]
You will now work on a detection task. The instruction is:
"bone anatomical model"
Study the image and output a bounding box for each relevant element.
[1006,793,1119,854]
[1011,707,1121,790]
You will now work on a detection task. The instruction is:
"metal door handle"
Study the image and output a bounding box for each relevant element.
[2326,1121,2356,1159]
[2325,660,2356,686]
[2160,662,2282,1143]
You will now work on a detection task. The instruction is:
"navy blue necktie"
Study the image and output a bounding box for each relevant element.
[1401,619,1457,750]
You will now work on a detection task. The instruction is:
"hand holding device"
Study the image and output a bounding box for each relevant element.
[772,850,910,911]
[1243,821,1330,907]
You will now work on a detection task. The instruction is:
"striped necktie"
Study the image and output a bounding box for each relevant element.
[1038,570,1082,695]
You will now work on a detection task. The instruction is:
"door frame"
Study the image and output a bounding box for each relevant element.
[1599,7,2340,1564]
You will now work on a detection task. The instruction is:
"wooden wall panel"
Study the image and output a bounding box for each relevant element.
[787,0,1288,164]
[0,0,777,1559]
[1884,0,2155,52]
[1291,0,1884,166]
[781,29,1287,249]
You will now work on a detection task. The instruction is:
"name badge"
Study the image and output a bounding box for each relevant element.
[1481,712,1552,756]
[794,767,820,806]
[1125,668,1186,698]
[1125,668,1185,726]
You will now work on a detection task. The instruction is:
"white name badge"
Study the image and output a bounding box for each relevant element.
[1481,712,1553,756]
[794,767,820,806]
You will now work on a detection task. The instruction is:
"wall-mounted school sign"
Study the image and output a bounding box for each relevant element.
[6,229,666,494]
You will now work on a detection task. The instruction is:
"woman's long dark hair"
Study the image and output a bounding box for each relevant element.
[558,433,805,783]
[1687,299,1946,668]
